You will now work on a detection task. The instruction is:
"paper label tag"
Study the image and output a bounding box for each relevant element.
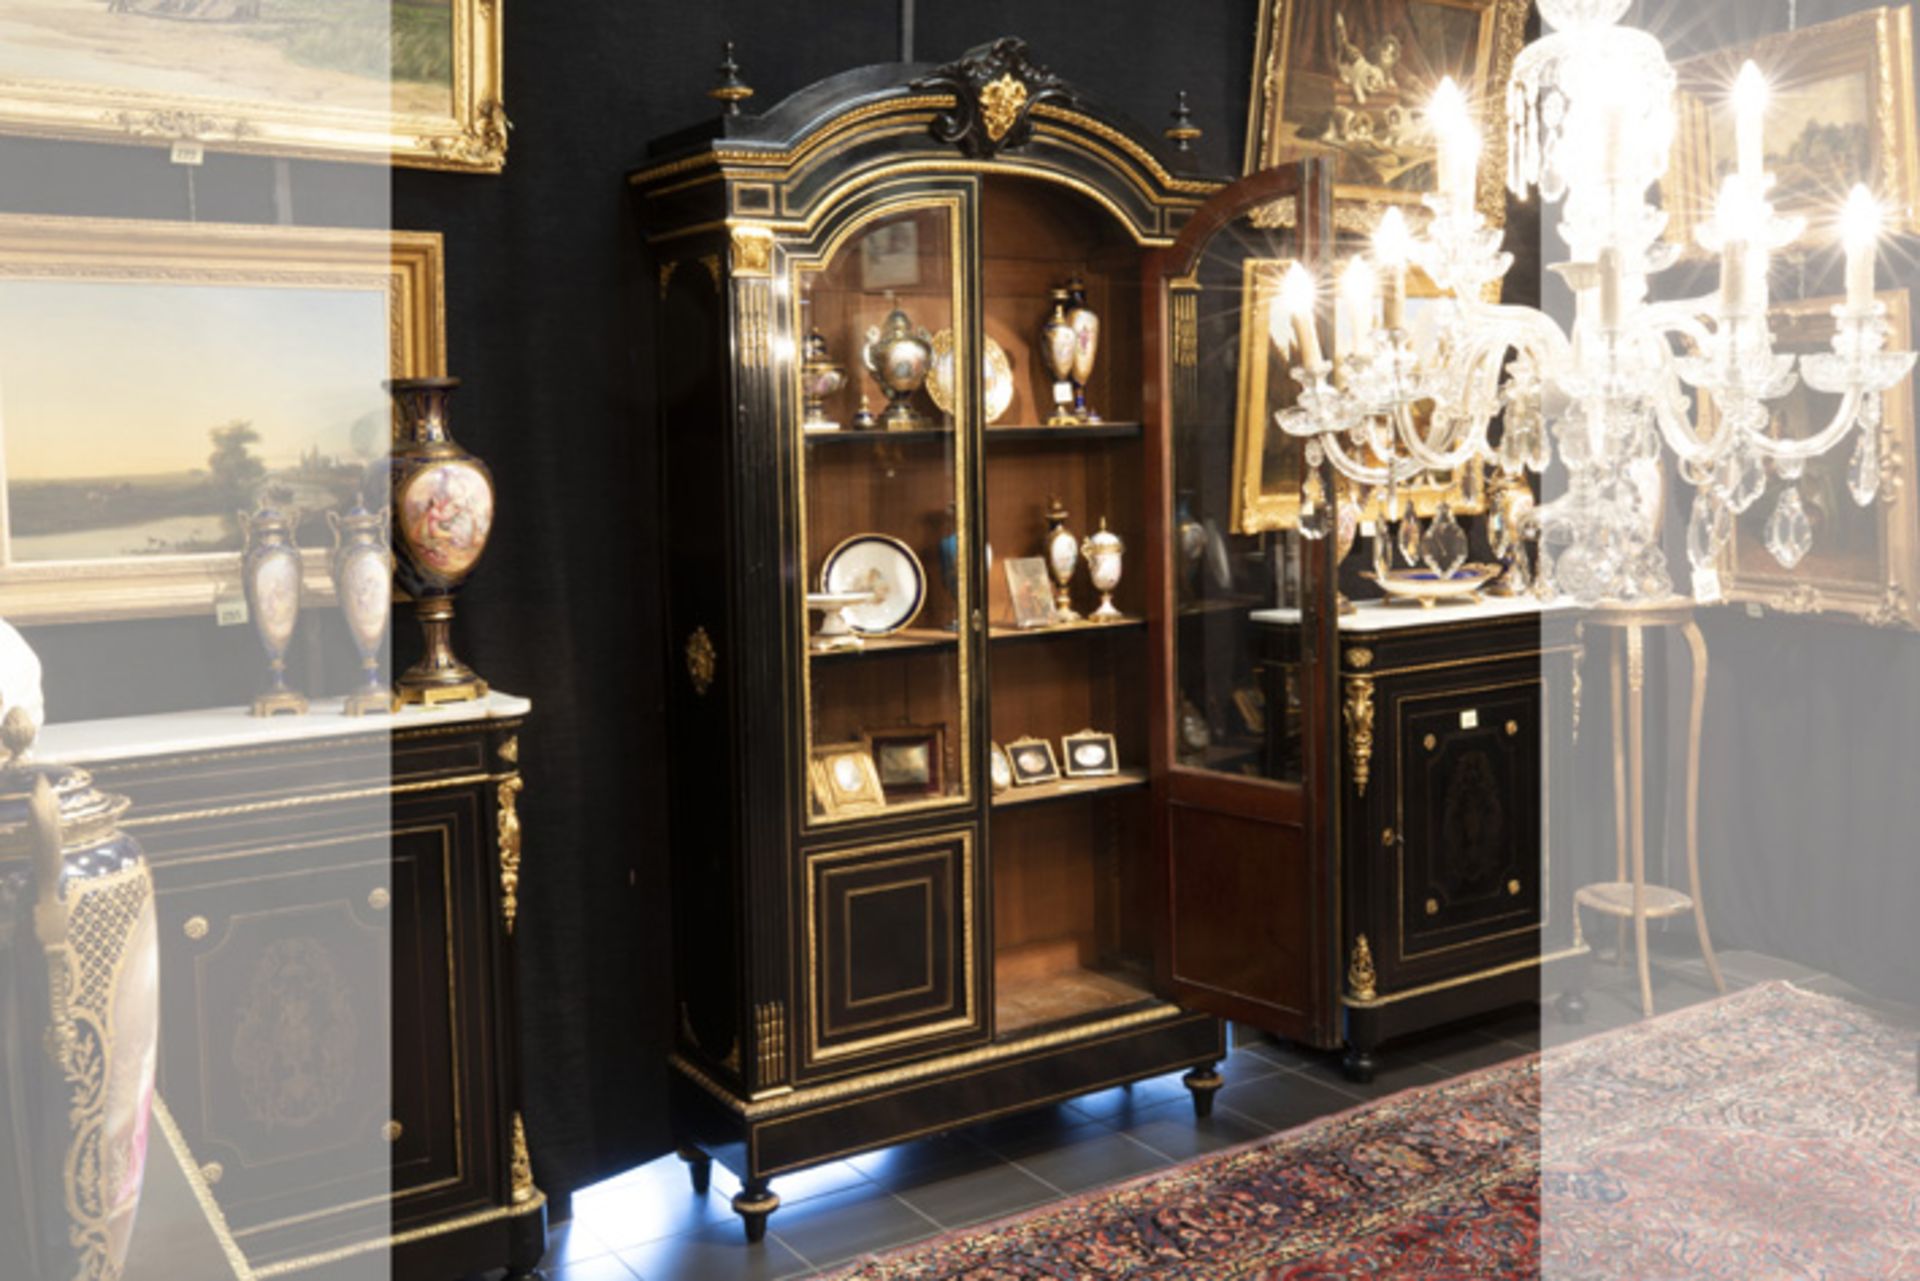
[215,593,248,627]
[1052,380,1074,405]
[170,141,205,166]
[1459,709,1479,730]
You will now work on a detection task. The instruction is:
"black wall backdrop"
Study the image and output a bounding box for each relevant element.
[0,0,1913,1211]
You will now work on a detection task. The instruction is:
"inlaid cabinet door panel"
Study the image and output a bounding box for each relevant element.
[147,793,485,1248]
[1390,678,1543,985]
[799,828,984,1078]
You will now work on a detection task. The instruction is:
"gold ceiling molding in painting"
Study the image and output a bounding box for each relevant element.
[0,215,446,624]
[0,0,506,171]
[1244,0,1528,227]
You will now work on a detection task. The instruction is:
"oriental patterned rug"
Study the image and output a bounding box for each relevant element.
[822,983,1920,1280]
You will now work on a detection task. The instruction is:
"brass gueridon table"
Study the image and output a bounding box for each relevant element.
[1572,600,1726,1018]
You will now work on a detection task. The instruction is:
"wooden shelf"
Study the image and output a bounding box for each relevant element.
[995,945,1156,1036]
[805,426,955,444]
[989,616,1145,643]
[993,768,1147,809]
[809,628,958,661]
[986,422,1142,443]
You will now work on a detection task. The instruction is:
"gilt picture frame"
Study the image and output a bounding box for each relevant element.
[1719,289,1917,628]
[862,724,946,801]
[1243,0,1529,230]
[1231,256,1483,536]
[1667,6,1920,254]
[0,0,507,171]
[0,215,446,624]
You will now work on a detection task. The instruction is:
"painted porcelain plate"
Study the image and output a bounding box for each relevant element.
[821,535,925,635]
[928,330,1014,424]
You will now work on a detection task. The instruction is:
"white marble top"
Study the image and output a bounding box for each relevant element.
[1249,596,1568,634]
[36,691,530,766]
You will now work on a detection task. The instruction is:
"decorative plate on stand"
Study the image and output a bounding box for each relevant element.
[821,535,926,635]
[928,330,1015,423]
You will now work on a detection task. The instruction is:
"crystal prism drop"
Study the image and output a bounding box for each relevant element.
[1764,487,1813,570]
[1686,492,1731,577]
[1849,427,1881,506]
[1718,448,1768,514]
[1298,470,1329,540]
[1398,514,1424,568]
[1422,505,1470,577]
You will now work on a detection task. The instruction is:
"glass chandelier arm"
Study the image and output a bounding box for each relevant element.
[1391,401,1486,473]
[1740,387,1865,463]
[1315,429,1428,489]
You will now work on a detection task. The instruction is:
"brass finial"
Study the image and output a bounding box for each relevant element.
[709,42,754,116]
[1165,90,1202,152]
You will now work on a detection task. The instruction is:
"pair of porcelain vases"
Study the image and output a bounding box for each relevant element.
[239,378,495,716]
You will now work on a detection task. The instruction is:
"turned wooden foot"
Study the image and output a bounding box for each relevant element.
[677,1145,712,1196]
[1183,1064,1224,1119]
[1342,1044,1378,1084]
[732,1179,779,1244]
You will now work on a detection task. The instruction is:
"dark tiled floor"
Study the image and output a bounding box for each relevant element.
[480,948,1903,1281]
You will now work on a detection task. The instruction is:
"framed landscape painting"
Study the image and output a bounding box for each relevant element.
[1243,0,1529,228]
[0,0,505,170]
[0,216,445,623]
[1668,6,1919,252]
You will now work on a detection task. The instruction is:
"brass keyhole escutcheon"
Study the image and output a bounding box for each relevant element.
[1381,827,1395,847]
[1508,879,1523,896]
[183,916,209,941]
[200,1162,223,1186]
[368,887,391,911]
[1505,720,1520,736]
[382,1120,404,1143]
[1425,898,1440,916]
[1424,733,1438,751]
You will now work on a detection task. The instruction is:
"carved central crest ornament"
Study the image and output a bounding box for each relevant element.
[914,38,1072,158]
[979,73,1028,141]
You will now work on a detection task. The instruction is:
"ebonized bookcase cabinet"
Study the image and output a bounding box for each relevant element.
[635,37,1567,1241]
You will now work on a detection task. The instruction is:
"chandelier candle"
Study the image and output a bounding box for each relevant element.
[1279,262,1324,368]
[1844,186,1882,313]
[1373,208,1411,332]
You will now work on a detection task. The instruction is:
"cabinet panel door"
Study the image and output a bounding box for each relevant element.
[146,790,494,1252]
[799,828,984,1076]
[1391,678,1543,983]
[1148,162,1341,1047]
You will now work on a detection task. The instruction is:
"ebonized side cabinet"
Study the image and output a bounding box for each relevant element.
[38,695,546,1280]
[636,38,1558,1242]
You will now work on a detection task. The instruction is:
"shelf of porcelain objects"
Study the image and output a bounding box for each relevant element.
[809,628,960,662]
[989,616,1145,644]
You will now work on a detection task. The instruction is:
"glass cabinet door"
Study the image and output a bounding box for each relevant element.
[1154,165,1339,1043]
[791,200,974,825]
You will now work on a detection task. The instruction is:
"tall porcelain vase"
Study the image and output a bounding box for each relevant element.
[382,377,495,705]
[329,502,397,715]
[1065,276,1101,423]
[240,505,308,716]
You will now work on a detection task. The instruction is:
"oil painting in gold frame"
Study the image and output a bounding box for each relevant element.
[1243,0,1529,228]
[1720,289,1917,628]
[0,215,445,624]
[1230,256,1482,536]
[0,0,506,171]
[1667,6,1919,253]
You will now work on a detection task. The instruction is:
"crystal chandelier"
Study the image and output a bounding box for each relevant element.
[1271,0,1916,604]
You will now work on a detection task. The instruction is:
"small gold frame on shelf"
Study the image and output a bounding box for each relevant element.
[1004,737,1061,787]
[861,724,947,801]
[808,744,888,817]
[1060,729,1120,779]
